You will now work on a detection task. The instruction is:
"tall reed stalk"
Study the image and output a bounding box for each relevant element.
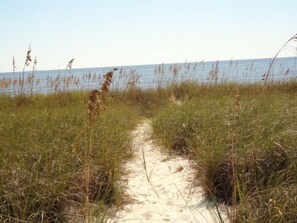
[21,43,32,94]
[263,33,297,86]
[13,55,16,72]
[84,70,113,222]
[29,57,37,96]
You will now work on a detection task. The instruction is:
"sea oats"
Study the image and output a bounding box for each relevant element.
[88,70,113,123]
[13,55,16,72]
[66,58,75,72]
[24,44,32,67]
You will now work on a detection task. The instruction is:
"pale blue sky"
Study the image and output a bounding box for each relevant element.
[0,0,296,72]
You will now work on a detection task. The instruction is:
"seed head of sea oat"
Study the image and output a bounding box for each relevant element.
[87,70,113,123]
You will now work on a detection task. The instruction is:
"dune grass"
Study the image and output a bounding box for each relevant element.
[152,82,297,222]
[1,33,296,222]
[111,87,171,117]
[0,90,140,222]
[0,81,296,222]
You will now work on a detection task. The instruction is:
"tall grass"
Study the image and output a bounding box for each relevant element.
[0,34,296,222]
[0,80,296,222]
[0,87,140,222]
[152,82,297,222]
[111,87,171,117]
[84,70,113,222]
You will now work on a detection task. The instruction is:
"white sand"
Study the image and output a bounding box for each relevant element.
[108,120,229,223]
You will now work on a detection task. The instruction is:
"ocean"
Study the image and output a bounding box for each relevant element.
[0,57,296,95]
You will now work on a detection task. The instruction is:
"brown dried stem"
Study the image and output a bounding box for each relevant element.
[87,71,113,123]
[84,70,114,222]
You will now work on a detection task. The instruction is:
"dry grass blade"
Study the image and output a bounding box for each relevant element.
[235,88,241,112]
[264,33,297,86]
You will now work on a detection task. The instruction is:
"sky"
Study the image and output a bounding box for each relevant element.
[0,0,297,72]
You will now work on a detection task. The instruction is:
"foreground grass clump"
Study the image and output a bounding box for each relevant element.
[0,91,139,222]
[152,82,297,222]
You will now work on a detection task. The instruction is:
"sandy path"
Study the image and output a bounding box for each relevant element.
[108,120,228,223]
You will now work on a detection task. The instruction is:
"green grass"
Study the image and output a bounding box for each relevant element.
[152,82,297,222]
[0,91,140,222]
[111,87,171,117]
[0,82,296,222]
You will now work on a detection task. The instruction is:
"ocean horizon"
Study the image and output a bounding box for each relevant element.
[1,56,296,95]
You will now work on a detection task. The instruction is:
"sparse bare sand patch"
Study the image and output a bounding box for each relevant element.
[108,120,229,223]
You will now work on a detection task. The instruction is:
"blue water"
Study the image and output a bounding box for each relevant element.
[0,57,296,95]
